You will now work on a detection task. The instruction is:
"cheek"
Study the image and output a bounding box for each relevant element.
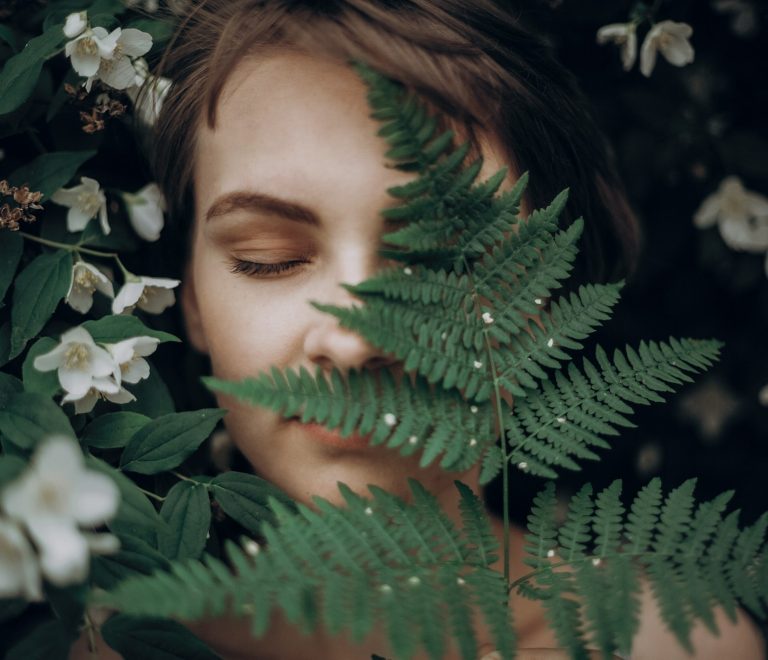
[191,249,307,381]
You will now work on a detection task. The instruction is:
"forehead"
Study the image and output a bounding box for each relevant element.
[192,51,515,220]
[194,52,405,200]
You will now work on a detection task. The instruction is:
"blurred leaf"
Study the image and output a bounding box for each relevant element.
[0,598,26,623]
[92,533,170,590]
[82,411,151,449]
[83,314,180,344]
[0,391,75,448]
[0,371,23,407]
[158,480,211,560]
[8,150,97,198]
[101,615,220,660]
[0,230,23,304]
[0,24,19,53]
[0,454,25,487]
[0,25,66,116]
[120,408,226,475]
[9,249,71,359]
[5,619,74,660]
[22,336,59,397]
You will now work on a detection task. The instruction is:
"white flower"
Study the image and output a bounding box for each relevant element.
[126,58,172,127]
[640,20,695,77]
[51,176,110,235]
[596,22,638,71]
[65,385,135,415]
[112,276,181,315]
[84,27,153,92]
[1,437,119,587]
[106,336,159,384]
[694,176,768,252]
[33,326,119,400]
[0,518,42,601]
[63,11,88,39]
[66,261,114,314]
[122,183,166,241]
[65,26,120,80]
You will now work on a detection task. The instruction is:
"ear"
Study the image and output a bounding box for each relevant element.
[180,261,209,354]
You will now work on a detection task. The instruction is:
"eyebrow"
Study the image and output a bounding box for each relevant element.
[205,191,318,226]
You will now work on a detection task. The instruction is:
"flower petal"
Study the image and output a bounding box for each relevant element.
[0,519,42,601]
[67,206,93,232]
[33,343,68,372]
[121,357,149,384]
[693,192,721,228]
[69,44,101,77]
[28,518,89,587]
[639,30,659,77]
[112,282,145,314]
[99,56,138,91]
[138,286,176,314]
[59,367,94,400]
[118,28,153,57]
[63,12,88,39]
[70,472,119,526]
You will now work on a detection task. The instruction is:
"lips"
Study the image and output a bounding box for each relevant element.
[289,418,374,450]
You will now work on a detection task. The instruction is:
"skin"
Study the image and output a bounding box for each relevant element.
[70,51,765,659]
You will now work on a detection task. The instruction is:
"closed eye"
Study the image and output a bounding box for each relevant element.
[228,258,311,278]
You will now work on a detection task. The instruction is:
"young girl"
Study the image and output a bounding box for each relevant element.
[110,0,763,657]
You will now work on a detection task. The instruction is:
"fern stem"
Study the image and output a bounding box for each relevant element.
[462,255,512,584]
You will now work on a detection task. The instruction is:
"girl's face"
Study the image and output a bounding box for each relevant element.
[183,52,507,506]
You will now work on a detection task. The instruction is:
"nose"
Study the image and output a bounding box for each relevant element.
[303,284,398,376]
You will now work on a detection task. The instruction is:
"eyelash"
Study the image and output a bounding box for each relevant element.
[228,258,311,278]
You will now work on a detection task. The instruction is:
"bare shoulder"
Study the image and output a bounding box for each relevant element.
[630,581,766,660]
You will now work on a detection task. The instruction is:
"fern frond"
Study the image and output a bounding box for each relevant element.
[100,481,515,660]
[484,338,723,482]
[515,479,768,657]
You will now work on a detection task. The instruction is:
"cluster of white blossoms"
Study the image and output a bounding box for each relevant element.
[63,11,152,92]
[694,176,768,277]
[51,176,166,241]
[34,326,161,414]
[0,437,119,600]
[597,19,694,77]
[62,11,172,128]
[63,259,179,316]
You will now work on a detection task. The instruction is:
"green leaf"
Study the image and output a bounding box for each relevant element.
[0,230,23,304]
[22,337,60,396]
[211,471,295,534]
[123,364,176,418]
[158,480,212,560]
[9,249,72,359]
[87,457,163,547]
[92,533,171,590]
[0,598,27,623]
[120,408,226,475]
[0,25,66,116]
[5,619,74,660]
[126,18,175,45]
[8,150,97,198]
[0,371,23,407]
[0,391,75,448]
[82,314,180,344]
[101,615,221,660]
[0,321,10,366]
[0,454,26,487]
[82,412,151,449]
[0,24,19,53]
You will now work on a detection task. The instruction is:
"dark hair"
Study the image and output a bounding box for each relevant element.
[151,0,641,283]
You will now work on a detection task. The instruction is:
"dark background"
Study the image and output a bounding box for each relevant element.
[491,0,768,529]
